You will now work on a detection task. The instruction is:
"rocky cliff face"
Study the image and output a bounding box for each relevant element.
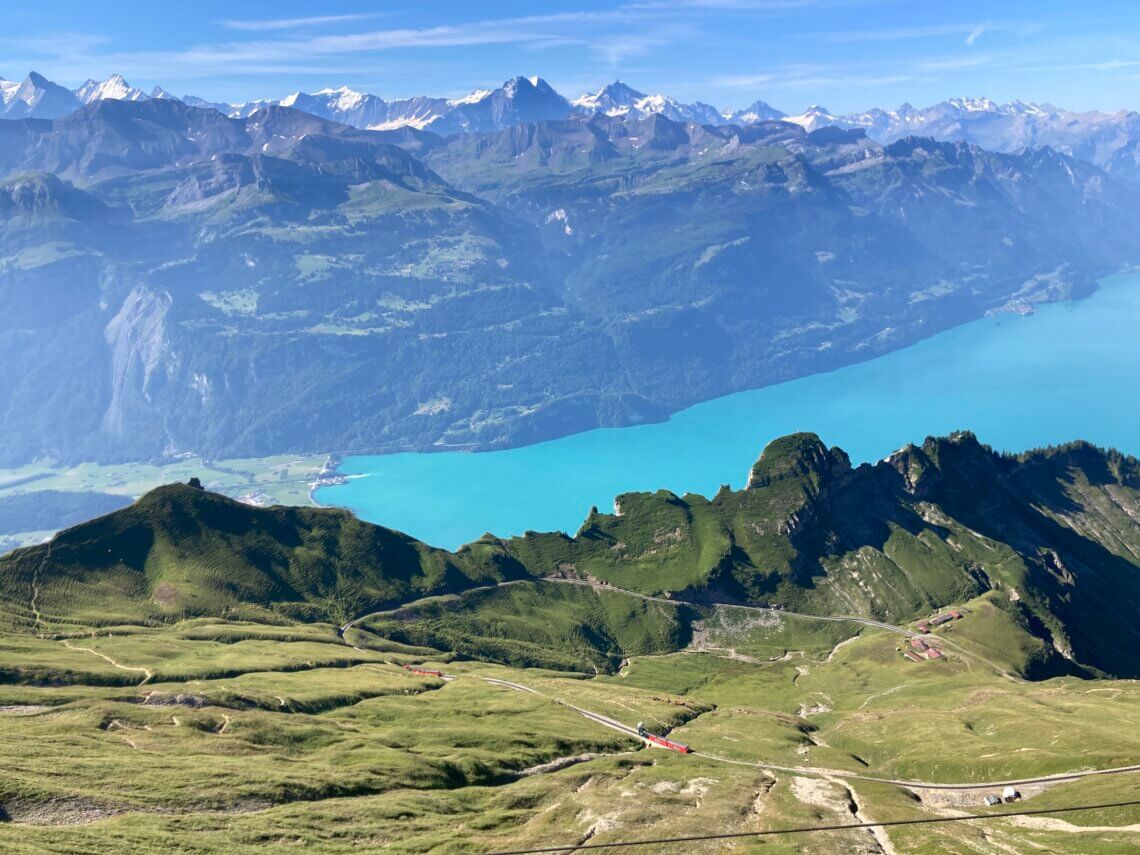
[102,286,171,438]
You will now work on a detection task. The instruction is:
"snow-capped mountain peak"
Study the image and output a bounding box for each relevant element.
[501,75,557,97]
[572,81,648,114]
[782,105,840,131]
[75,74,149,104]
[0,77,18,106]
[6,69,1140,188]
[723,100,787,124]
[305,86,368,112]
[448,88,493,107]
[1,71,82,119]
[572,80,724,125]
[945,96,997,113]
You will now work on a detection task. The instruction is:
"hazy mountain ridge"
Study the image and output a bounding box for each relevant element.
[7,70,1140,180]
[1,96,1138,464]
[3,432,1137,678]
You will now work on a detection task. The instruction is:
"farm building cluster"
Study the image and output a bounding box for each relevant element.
[914,608,968,634]
[902,636,944,662]
[900,607,970,664]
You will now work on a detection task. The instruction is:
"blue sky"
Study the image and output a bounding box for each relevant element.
[4,1,1140,113]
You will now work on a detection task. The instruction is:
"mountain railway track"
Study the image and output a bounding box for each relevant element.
[473,671,1140,791]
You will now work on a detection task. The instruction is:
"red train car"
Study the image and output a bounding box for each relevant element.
[646,733,692,753]
[403,664,444,677]
[637,722,692,753]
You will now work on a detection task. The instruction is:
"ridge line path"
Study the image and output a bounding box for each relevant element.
[546,578,921,638]
[29,539,51,636]
[60,639,154,686]
[339,577,922,639]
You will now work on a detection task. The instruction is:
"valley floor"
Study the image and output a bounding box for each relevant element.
[0,453,331,554]
[1,587,1137,853]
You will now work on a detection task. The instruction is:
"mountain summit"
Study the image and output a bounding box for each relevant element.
[0,71,81,119]
[573,80,724,125]
[75,74,149,105]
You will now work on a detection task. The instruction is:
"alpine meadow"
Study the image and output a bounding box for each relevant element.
[2,2,1140,853]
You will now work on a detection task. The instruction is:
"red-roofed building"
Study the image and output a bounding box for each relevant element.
[926,648,944,659]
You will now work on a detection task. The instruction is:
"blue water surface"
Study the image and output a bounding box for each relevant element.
[317,272,1140,549]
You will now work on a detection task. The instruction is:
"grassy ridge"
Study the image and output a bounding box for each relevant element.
[2,431,1138,678]
[360,581,696,673]
[0,484,529,630]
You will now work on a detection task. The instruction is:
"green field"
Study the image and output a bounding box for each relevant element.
[1,585,1137,853]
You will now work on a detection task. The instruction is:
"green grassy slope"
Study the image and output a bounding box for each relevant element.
[507,432,1140,677]
[2,432,1138,678]
[358,580,696,673]
[0,483,528,631]
[0,614,1135,853]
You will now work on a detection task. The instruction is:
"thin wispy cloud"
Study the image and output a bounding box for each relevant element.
[592,26,691,65]
[965,23,988,46]
[711,63,914,92]
[3,32,112,55]
[916,54,993,72]
[7,2,1135,113]
[822,20,1038,44]
[627,0,883,10]
[13,9,677,83]
[219,14,381,32]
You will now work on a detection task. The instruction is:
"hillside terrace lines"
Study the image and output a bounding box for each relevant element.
[4,624,1137,842]
[544,579,1023,678]
[343,594,1140,795]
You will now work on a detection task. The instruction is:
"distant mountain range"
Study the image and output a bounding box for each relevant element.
[4,71,1140,179]
[1,94,1138,465]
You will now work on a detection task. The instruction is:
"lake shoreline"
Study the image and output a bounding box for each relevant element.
[318,271,1140,550]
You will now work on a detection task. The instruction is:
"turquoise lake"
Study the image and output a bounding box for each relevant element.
[317,272,1140,550]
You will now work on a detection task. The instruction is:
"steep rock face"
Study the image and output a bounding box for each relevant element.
[0,173,112,246]
[102,286,171,439]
